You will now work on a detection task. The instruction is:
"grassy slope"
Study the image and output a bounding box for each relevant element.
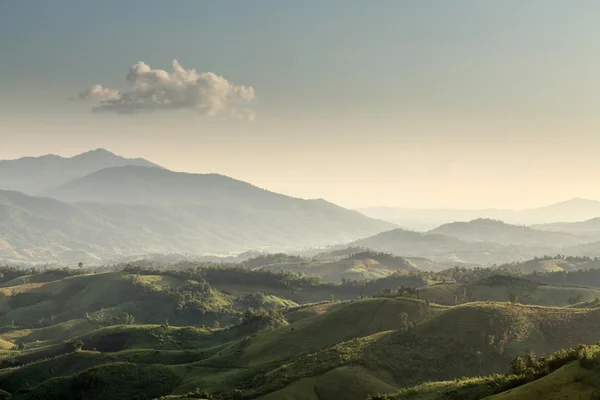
[259,365,398,400]
[418,277,600,307]
[384,356,600,400]
[14,362,182,400]
[237,301,600,399]
[485,362,599,400]
[6,270,600,400]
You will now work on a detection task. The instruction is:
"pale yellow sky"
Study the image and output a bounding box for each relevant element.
[3,111,600,210]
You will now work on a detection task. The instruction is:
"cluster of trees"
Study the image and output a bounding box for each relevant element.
[0,266,84,285]
[129,271,232,318]
[241,308,285,326]
[529,269,600,287]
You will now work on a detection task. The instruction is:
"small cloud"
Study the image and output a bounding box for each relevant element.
[77,60,256,119]
[78,84,120,102]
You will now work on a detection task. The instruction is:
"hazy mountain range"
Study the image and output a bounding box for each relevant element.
[0,150,393,263]
[348,219,597,265]
[359,198,600,231]
[4,149,600,265]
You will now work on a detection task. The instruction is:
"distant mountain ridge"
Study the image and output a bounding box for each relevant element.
[350,219,586,265]
[0,188,394,264]
[359,198,600,230]
[0,149,161,194]
[427,218,582,247]
[43,165,300,206]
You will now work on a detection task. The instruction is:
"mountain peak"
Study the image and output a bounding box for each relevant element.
[0,149,164,195]
[72,148,117,158]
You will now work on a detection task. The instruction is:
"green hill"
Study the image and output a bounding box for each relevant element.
[375,343,600,400]
[418,275,600,307]
[256,251,419,282]
[3,266,600,399]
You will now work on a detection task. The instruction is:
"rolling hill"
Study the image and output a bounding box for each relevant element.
[2,266,600,399]
[349,228,547,265]
[0,149,161,195]
[427,218,582,247]
[254,251,419,282]
[418,275,600,307]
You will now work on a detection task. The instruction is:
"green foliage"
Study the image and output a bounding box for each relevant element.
[15,362,182,400]
[510,356,527,375]
[68,339,84,353]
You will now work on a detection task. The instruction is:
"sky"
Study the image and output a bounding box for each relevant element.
[2,1,600,209]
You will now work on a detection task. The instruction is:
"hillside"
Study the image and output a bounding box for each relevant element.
[350,228,546,265]
[418,275,600,307]
[0,149,161,195]
[428,219,582,247]
[498,256,600,273]
[0,189,393,264]
[2,265,600,399]
[377,344,600,400]
[254,251,419,282]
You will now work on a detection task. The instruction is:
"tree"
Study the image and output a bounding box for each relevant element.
[78,262,84,269]
[509,292,519,304]
[510,356,527,375]
[68,339,84,353]
[524,350,537,368]
[17,341,25,351]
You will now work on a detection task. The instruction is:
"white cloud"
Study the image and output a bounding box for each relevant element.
[78,84,120,102]
[78,60,256,118]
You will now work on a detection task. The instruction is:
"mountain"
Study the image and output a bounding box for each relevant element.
[0,188,393,264]
[525,198,600,224]
[356,206,512,231]
[359,198,600,230]
[427,218,582,247]
[0,149,161,195]
[42,165,307,207]
[534,217,600,236]
[349,228,556,265]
